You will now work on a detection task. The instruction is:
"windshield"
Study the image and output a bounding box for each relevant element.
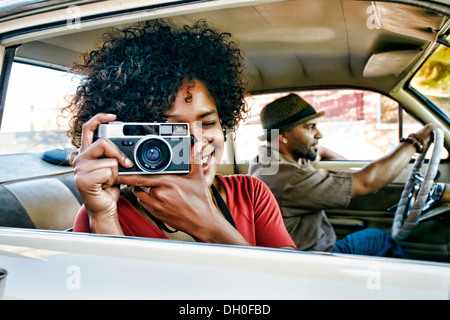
[410,43,450,120]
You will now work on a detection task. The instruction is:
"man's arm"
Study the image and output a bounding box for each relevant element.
[351,124,434,197]
[317,145,347,161]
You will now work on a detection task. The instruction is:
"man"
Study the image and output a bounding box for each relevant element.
[249,93,435,257]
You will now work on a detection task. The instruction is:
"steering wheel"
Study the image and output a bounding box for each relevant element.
[391,128,444,241]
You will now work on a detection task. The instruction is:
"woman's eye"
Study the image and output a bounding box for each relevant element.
[203,121,217,127]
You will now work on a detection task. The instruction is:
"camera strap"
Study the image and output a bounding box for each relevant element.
[210,184,237,229]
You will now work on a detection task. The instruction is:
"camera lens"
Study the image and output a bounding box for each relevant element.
[135,138,171,172]
[145,146,161,162]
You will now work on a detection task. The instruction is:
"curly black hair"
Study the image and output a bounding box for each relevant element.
[65,19,248,148]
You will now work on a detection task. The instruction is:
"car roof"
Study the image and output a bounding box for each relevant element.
[0,0,449,96]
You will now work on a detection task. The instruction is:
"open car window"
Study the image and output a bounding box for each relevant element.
[0,62,79,155]
[235,89,448,162]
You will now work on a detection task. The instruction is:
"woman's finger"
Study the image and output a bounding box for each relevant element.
[116,174,165,188]
[74,157,119,177]
[74,167,117,191]
[78,136,133,169]
[80,113,117,152]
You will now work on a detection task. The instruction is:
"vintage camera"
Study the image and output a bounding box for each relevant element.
[97,121,191,174]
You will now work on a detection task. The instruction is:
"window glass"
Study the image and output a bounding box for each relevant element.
[0,62,79,155]
[234,90,426,162]
[410,44,450,120]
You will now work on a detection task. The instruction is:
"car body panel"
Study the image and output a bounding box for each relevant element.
[0,227,449,300]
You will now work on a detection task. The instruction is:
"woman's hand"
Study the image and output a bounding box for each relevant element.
[73,113,133,234]
[117,142,250,245]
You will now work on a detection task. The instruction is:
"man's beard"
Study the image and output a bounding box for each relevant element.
[294,146,317,161]
[304,148,317,161]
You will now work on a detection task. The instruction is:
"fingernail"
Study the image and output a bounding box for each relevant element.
[125,158,133,167]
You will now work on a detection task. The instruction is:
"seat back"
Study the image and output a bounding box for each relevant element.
[0,152,81,231]
[0,174,81,230]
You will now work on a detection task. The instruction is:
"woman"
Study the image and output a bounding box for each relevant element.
[67,19,296,249]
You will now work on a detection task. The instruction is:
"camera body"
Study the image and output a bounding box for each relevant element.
[98,121,191,174]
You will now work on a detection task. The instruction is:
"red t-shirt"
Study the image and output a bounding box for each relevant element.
[73,174,296,249]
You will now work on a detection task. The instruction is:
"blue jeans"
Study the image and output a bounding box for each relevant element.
[332,228,409,258]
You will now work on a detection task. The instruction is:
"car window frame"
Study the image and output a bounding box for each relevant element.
[407,85,450,125]
[0,45,17,131]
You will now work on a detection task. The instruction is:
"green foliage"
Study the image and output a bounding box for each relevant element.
[415,46,450,92]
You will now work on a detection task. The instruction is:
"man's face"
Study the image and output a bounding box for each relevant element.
[284,119,323,161]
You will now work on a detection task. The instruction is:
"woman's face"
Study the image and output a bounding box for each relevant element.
[165,80,224,187]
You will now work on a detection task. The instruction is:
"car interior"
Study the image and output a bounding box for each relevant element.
[0,0,449,262]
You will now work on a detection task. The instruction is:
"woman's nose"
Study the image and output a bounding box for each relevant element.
[189,121,203,143]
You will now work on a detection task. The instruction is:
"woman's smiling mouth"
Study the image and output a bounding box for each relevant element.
[200,150,215,173]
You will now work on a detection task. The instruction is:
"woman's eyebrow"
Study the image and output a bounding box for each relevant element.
[166,110,218,120]
[199,110,218,118]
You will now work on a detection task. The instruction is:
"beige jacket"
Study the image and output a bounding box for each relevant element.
[249,145,353,252]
